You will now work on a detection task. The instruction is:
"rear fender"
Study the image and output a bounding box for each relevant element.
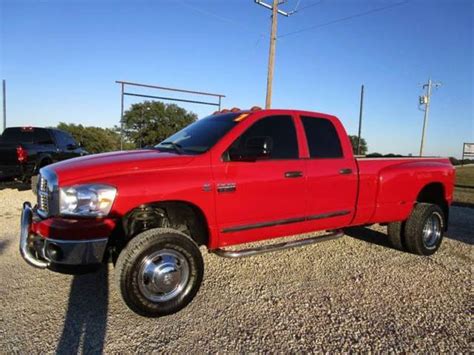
[371,160,453,223]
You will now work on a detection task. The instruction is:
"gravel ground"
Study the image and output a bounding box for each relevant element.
[0,187,472,353]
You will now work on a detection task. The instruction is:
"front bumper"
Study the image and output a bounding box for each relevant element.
[20,202,110,269]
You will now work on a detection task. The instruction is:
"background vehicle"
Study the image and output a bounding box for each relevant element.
[19,108,455,317]
[0,127,87,190]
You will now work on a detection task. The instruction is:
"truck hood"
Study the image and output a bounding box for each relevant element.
[50,149,195,185]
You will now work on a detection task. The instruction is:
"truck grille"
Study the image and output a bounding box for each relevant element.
[38,175,50,215]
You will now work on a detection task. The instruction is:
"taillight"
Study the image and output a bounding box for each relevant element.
[16,146,28,163]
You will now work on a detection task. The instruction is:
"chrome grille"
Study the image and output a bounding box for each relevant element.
[40,175,48,191]
[38,175,49,215]
[36,168,59,217]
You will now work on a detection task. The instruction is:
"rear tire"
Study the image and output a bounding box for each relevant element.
[387,221,405,250]
[115,228,204,317]
[404,203,445,256]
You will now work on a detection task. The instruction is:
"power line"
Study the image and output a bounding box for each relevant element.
[279,0,410,38]
[293,0,323,13]
[177,0,266,38]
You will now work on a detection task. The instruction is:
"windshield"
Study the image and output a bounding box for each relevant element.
[155,112,244,154]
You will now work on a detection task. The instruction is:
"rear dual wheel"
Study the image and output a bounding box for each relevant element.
[387,203,445,256]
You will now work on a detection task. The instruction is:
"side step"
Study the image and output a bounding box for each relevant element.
[212,229,344,258]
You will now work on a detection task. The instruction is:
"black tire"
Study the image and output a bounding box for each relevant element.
[404,203,445,256]
[31,175,39,195]
[387,221,405,250]
[115,228,204,317]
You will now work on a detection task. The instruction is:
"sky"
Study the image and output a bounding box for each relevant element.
[1,0,473,157]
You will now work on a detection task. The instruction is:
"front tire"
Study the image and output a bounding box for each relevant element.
[404,203,445,256]
[115,228,204,317]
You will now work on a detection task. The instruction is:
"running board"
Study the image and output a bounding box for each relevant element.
[212,230,344,258]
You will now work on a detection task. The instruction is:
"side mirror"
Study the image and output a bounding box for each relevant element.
[229,136,273,162]
[66,143,77,150]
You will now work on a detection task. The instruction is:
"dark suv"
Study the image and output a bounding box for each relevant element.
[0,127,87,189]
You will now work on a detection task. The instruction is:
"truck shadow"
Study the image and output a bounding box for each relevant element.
[345,207,474,248]
[0,240,10,255]
[343,227,398,250]
[56,265,108,354]
[445,206,474,245]
[0,180,30,191]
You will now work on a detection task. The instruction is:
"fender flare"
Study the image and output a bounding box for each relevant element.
[34,154,54,174]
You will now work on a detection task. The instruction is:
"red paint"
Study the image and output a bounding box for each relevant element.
[32,217,116,240]
[32,109,455,249]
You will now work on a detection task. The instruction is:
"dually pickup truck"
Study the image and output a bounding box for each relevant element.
[20,108,454,317]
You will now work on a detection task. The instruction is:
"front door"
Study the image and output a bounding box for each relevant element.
[212,114,307,247]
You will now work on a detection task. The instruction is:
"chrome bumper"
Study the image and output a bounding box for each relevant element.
[20,202,108,269]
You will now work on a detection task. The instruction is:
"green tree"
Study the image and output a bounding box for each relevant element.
[122,101,197,148]
[57,122,128,154]
[348,135,368,155]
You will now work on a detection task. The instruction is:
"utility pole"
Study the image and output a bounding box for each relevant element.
[265,0,278,109]
[2,80,6,132]
[255,0,292,109]
[419,78,441,156]
[120,82,124,150]
[357,84,365,155]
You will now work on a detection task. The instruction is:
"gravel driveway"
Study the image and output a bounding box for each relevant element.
[0,187,472,353]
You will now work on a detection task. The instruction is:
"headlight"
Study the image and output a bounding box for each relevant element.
[59,184,117,217]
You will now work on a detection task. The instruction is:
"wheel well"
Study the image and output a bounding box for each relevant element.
[36,157,53,173]
[416,183,449,227]
[121,201,209,247]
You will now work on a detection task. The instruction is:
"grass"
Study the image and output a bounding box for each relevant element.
[454,166,474,205]
[455,166,474,187]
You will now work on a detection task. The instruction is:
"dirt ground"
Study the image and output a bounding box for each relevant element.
[0,187,472,353]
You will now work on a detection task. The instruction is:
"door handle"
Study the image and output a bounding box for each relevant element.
[339,168,353,175]
[284,171,303,178]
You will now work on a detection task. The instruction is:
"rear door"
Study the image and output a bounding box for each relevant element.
[299,114,358,230]
[212,114,307,247]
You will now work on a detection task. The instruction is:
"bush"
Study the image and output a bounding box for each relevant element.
[57,123,130,154]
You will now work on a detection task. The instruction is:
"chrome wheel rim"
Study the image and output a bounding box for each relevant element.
[138,249,190,302]
[422,212,442,249]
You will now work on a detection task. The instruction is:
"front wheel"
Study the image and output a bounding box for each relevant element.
[404,203,445,256]
[115,228,204,317]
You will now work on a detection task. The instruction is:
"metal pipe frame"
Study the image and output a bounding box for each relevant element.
[117,80,225,150]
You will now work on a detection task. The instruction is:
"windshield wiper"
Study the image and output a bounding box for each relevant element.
[158,141,184,154]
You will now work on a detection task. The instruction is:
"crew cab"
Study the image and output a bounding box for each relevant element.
[0,127,87,189]
[19,108,455,317]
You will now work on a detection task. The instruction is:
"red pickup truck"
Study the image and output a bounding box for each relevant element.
[20,108,454,317]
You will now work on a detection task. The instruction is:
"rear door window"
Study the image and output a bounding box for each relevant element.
[301,116,343,158]
[53,130,75,147]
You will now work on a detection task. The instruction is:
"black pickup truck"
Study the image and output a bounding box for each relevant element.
[0,127,87,189]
